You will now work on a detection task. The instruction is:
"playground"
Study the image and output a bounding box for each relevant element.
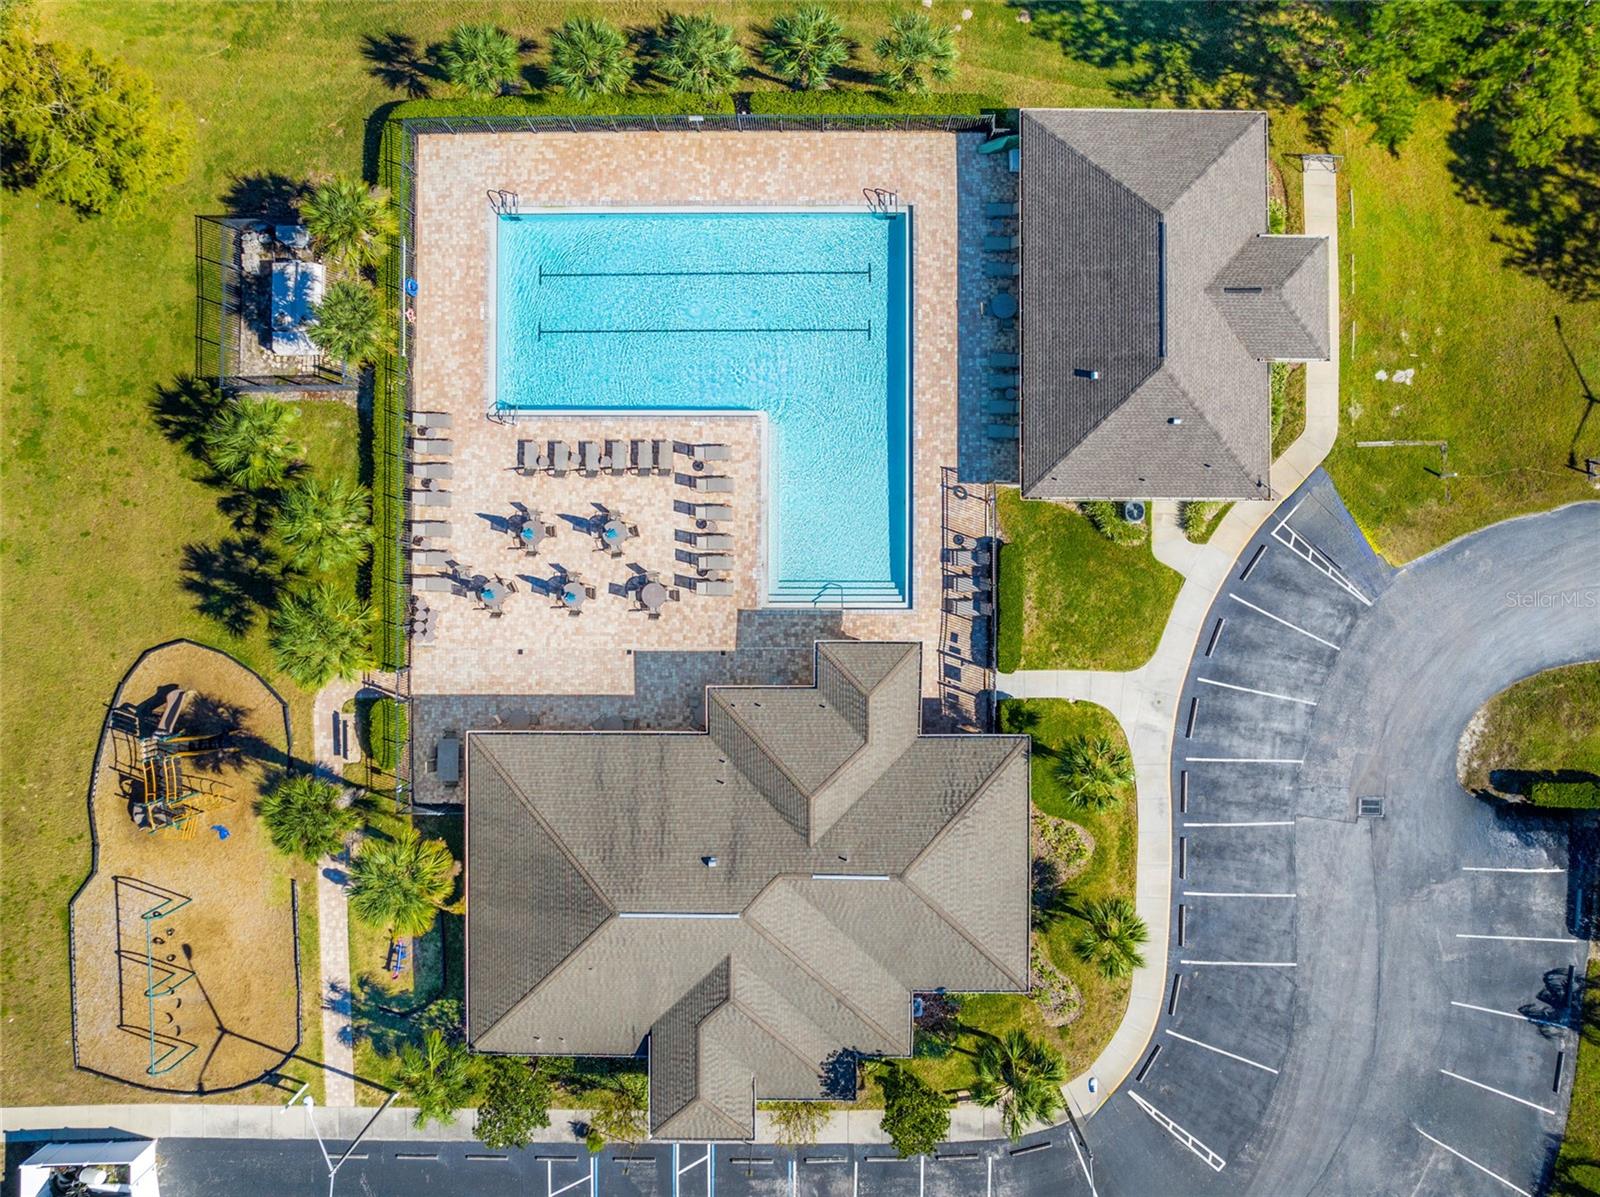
[69,640,302,1094]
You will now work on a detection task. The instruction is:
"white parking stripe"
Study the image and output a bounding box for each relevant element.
[1196,676,1318,706]
[1184,757,1305,764]
[1184,890,1297,898]
[1450,1000,1566,1029]
[1180,959,1298,967]
[1461,866,1564,874]
[1182,820,1294,828]
[1165,1029,1280,1074]
[1226,592,1342,650]
[1456,933,1582,945]
[1439,1069,1558,1115]
[1414,1126,1532,1197]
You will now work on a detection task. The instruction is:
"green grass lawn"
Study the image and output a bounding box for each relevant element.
[1459,662,1600,796]
[1324,101,1600,563]
[895,698,1138,1097]
[1555,956,1600,1196]
[995,489,1183,673]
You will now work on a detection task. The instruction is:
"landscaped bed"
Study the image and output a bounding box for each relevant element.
[995,488,1183,673]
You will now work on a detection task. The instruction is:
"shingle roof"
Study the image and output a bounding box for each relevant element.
[1019,108,1331,500]
[465,641,1030,1138]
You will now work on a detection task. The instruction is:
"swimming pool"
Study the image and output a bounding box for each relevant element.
[494,208,911,608]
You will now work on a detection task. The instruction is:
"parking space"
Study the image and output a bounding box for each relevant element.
[598,1148,673,1196]
[1180,826,1296,896]
[713,1152,792,1197]
[853,1154,922,1197]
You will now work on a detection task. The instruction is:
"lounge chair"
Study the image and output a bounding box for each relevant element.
[691,578,735,596]
[690,443,732,463]
[692,533,733,550]
[632,439,654,474]
[412,461,452,481]
[603,439,626,475]
[412,549,450,568]
[694,504,733,522]
[412,575,457,594]
[517,440,543,476]
[409,519,450,538]
[547,441,571,475]
[410,437,453,456]
[987,423,1020,441]
[988,352,1019,369]
[985,201,1018,218]
[408,492,451,513]
[693,475,734,493]
[987,398,1019,417]
[696,554,734,572]
[945,574,979,594]
[946,547,993,569]
[651,440,672,475]
[579,441,603,474]
[983,260,1020,279]
[983,234,1020,252]
[410,411,453,430]
[987,370,1018,390]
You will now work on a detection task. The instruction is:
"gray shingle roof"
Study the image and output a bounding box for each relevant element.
[1019,108,1331,500]
[465,641,1030,1138]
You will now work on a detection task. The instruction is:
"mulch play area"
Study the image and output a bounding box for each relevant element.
[69,640,302,1094]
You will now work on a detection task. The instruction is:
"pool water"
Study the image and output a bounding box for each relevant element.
[495,209,911,607]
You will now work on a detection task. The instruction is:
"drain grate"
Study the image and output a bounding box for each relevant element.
[1358,796,1385,818]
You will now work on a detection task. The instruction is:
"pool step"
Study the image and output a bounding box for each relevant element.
[766,578,909,609]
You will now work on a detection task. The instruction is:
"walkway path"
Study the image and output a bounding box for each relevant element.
[999,157,1342,1117]
[311,678,361,1106]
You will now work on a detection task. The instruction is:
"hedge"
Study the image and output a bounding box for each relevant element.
[746,90,1006,118]
[1529,779,1600,809]
[363,696,408,773]
[390,92,736,120]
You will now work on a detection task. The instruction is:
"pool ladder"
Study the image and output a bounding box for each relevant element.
[864,187,899,215]
[488,189,520,214]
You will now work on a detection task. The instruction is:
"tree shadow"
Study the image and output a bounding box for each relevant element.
[220,173,306,221]
[180,537,284,636]
[1554,314,1600,471]
[150,375,229,456]
[1448,116,1600,303]
[1015,0,1308,108]
[361,30,440,98]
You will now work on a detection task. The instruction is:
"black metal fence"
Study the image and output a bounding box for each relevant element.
[193,215,359,394]
[398,111,999,138]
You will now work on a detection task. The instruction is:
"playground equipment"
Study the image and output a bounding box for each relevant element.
[122,688,237,836]
[114,880,196,1077]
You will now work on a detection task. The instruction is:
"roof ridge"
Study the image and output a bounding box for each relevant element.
[1206,235,1327,360]
[476,910,617,1046]
[743,882,904,1049]
[1135,368,1260,489]
[711,688,840,804]
[802,643,920,802]
[655,1096,751,1142]
[724,995,830,1080]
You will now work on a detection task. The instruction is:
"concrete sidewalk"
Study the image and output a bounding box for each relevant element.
[1001,157,1342,1119]
[311,679,361,1107]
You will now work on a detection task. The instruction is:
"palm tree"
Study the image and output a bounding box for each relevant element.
[548,16,633,100]
[308,279,390,368]
[348,824,461,938]
[971,1029,1067,1142]
[762,6,851,91]
[654,13,746,97]
[1074,896,1148,981]
[438,23,521,98]
[268,582,375,689]
[275,475,373,571]
[258,773,360,862]
[874,11,957,94]
[395,1028,483,1128]
[1051,736,1133,811]
[299,175,397,270]
[202,396,300,491]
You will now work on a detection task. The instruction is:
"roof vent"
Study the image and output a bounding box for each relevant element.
[703,855,719,868]
[1073,368,1100,380]
[1168,417,1183,426]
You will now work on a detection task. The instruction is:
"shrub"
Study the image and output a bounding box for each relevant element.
[587,1073,650,1146]
[301,175,398,270]
[1079,500,1147,546]
[202,397,300,492]
[971,1029,1066,1142]
[877,1063,951,1158]
[654,13,746,97]
[1271,361,1289,437]
[874,11,958,94]
[548,16,633,101]
[258,773,359,862]
[309,279,391,367]
[474,1057,554,1149]
[1052,736,1134,811]
[394,1028,483,1128]
[0,21,191,215]
[438,23,521,99]
[364,696,408,773]
[1179,500,1228,543]
[275,476,373,572]
[1074,896,1149,981]
[269,582,375,689]
[1529,779,1600,808]
[348,824,461,938]
[746,89,1002,116]
[1268,195,1288,235]
[762,6,851,91]
[768,1099,830,1146]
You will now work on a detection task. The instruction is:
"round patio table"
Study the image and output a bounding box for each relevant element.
[518,523,546,547]
[602,520,630,545]
[991,290,1018,319]
[478,582,506,609]
[561,583,586,609]
[640,581,669,613]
